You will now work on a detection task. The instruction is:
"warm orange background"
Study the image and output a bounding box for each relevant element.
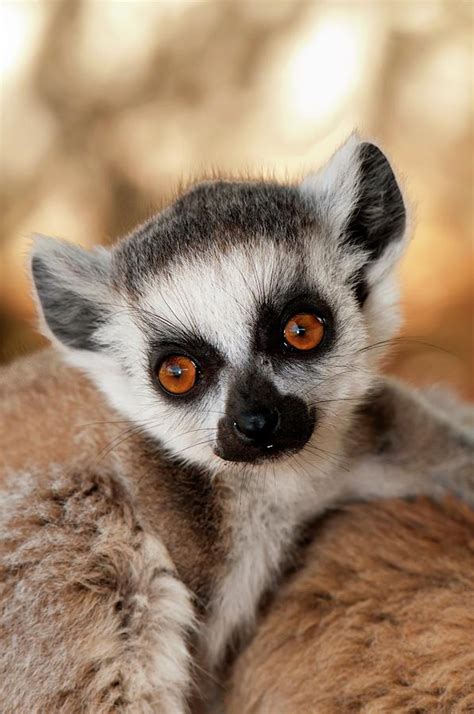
[1,2,472,396]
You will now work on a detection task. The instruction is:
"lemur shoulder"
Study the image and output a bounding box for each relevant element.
[1,136,473,713]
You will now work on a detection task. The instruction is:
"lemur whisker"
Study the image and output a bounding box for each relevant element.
[296,453,338,481]
[173,284,203,338]
[303,446,349,473]
[311,396,368,405]
[159,292,194,336]
[169,438,218,458]
[213,278,253,320]
[230,248,262,310]
[94,420,216,466]
[292,453,318,482]
[94,298,179,333]
[93,422,151,464]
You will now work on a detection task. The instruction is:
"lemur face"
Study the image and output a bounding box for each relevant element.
[31,136,407,478]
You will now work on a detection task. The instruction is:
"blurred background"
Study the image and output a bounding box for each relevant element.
[1,1,473,396]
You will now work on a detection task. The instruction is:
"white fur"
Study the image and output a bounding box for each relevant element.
[203,466,345,669]
[78,237,372,484]
[301,132,362,238]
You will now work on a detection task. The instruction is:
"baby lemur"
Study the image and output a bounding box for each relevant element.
[0,135,473,713]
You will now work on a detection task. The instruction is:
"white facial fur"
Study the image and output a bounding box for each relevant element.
[68,240,395,479]
[32,135,407,484]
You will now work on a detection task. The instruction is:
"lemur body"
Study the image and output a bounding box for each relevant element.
[0,136,473,712]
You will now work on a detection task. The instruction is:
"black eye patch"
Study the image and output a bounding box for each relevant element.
[148,332,225,403]
[251,290,335,361]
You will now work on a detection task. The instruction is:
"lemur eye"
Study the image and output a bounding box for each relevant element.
[283,313,325,351]
[157,355,197,394]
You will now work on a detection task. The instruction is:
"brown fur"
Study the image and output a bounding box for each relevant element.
[0,350,228,600]
[226,497,474,713]
[1,465,188,712]
[0,350,231,711]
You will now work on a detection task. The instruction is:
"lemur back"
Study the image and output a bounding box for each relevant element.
[1,349,109,475]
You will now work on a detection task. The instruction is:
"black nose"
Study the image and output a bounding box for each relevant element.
[234,408,280,445]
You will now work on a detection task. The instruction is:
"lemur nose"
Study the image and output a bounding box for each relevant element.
[234,408,280,445]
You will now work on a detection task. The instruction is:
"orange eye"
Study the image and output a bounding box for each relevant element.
[283,313,325,351]
[157,355,197,395]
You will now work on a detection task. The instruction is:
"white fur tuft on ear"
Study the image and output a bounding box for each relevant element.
[301,132,362,237]
[300,134,408,296]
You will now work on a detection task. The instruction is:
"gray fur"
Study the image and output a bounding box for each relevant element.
[31,237,112,351]
[113,180,319,297]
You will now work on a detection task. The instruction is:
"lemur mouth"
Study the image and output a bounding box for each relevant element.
[214,443,306,465]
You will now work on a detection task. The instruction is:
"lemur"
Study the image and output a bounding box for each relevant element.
[0,135,473,713]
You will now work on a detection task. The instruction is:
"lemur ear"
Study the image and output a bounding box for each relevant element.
[31,236,112,352]
[301,135,407,301]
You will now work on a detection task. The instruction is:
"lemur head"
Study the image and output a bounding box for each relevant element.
[31,136,407,478]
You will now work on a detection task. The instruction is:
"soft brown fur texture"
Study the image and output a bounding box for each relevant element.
[2,353,473,712]
[0,350,227,600]
[226,496,474,713]
[0,350,228,712]
[1,465,194,712]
